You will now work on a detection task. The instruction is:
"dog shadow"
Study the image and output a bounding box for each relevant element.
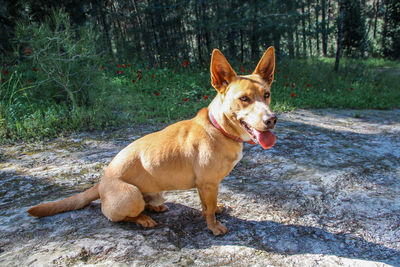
[117,202,400,265]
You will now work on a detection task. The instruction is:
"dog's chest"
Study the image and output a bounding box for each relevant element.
[232,148,243,167]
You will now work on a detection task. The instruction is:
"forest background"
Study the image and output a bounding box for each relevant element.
[0,0,399,141]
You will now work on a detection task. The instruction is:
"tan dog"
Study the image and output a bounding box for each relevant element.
[28,47,277,236]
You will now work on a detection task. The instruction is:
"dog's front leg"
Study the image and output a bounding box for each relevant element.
[197,183,228,236]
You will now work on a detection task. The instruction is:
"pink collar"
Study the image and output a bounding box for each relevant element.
[208,111,256,145]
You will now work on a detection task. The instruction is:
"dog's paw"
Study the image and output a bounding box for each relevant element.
[146,204,169,213]
[126,214,157,228]
[138,215,158,228]
[208,221,228,236]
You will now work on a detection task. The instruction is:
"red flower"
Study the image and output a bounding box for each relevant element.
[1,78,6,83]
[182,60,190,68]
[276,69,280,73]
[138,75,142,80]
[155,63,159,68]
[283,75,288,79]
[292,83,296,88]
[350,87,354,91]
[203,95,209,101]
[306,84,311,87]
[122,64,126,68]
[375,83,379,87]
[183,98,189,102]
[146,67,151,70]
[127,64,132,67]
[290,92,296,98]
[116,70,123,75]
[152,74,155,78]
[285,83,289,87]
[3,70,8,75]
[138,69,142,73]
[132,79,136,83]
[116,63,121,67]
[155,92,160,96]
[24,48,31,55]
[32,67,37,72]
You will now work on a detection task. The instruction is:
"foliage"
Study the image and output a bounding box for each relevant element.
[0,10,112,141]
[1,54,400,142]
[341,0,367,57]
[382,0,400,59]
[1,0,400,61]
[13,10,104,110]
[1,4,400,143]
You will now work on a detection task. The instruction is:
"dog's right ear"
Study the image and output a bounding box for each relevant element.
[210,49,237,93]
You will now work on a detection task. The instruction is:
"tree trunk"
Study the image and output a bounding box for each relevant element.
[240,29,244,63]
[195,1,203,63]
[315,0,320,56]
[334,0,344,72]
[308,0,313,56]
[250,0,259,61]
[98,0,113,57]
[288,31,295,58]
[302,1,307,57]
[201,0,211,54]
[373,0,379,39]
[321,0,328,56]
[327,0,333,54]
[381,0,389,52]
[295,28,300,57]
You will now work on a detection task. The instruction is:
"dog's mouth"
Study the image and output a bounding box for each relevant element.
[240,120,276,149]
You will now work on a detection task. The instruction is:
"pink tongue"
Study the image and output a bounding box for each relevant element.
[252,129,276,149]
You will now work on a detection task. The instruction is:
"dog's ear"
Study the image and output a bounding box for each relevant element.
[253,46,275,86]
[210,49,237,93]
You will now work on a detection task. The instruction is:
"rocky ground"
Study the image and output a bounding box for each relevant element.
[0,109,399,267]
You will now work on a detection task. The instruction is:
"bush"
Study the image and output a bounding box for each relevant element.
[0,10,111,142]
[13,10,104,110]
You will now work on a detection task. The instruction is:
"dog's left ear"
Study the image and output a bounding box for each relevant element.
[210,49,237,93]
[253,46,275,87]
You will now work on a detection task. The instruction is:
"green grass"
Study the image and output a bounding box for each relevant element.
[271,57,400,110]
[1,57,400,142]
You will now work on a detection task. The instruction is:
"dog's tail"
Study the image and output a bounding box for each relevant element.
[27,184,100,218]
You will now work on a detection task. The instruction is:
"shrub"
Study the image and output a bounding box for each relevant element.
[0,10,111,141]
[13,10,104,110]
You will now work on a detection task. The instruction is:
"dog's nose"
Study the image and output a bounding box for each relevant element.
[263,114,277,129]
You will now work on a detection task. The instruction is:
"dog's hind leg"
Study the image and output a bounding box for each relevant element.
[144,192,168,213]
[99,180,156,228]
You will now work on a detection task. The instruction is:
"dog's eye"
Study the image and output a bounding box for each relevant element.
[264,92,270,99]
[239,96,250,102]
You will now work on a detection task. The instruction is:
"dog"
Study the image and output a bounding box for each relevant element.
[27,47,277,236]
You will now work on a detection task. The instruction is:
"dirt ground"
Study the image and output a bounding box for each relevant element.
[0,109,399,266]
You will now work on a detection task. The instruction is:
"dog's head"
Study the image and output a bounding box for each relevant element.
[210,47,277,149]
